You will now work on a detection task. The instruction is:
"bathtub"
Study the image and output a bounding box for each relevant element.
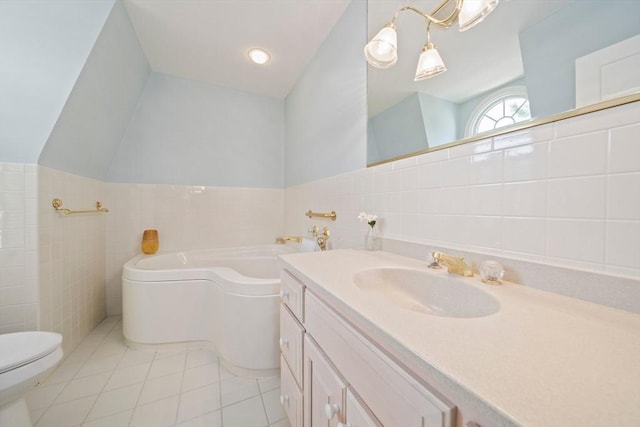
[122,244,297,377]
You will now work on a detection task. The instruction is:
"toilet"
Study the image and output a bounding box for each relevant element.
[0,332,63,427]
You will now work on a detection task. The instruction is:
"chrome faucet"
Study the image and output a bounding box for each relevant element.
[429,251,473,277]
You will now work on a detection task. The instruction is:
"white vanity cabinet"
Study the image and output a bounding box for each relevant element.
[280,270,306,427]
[279,269,455,427]
[341,389,382,427]
[304,335,347,427]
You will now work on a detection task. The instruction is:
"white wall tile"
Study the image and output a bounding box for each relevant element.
[401,191,422,214]
[556,101,640,137]
[391,156,417,170]
[606,221,640,270]
[104,183,284,315]
[547,220,605,264]
[548,176,606,219]
[502,218,546,256]
[449,138,492,158]
[503,142,548,182]
[438,186,470,215]
[610,124,640,173]
[38,166,106,353]
[416,147,448,164]
[469,184,502,216]
[549,132,608,178]
[502,181,547,217]
[285,103,639,277]
[608,173,640,220]
[400,166,421,191]
[466,216,502,249]
[493,123,554,150]
[469,152,503,184]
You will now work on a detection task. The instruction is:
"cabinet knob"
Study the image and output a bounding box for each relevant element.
[280,290,289,300]
[279,337,289,349]
[324,402,341,420]
[280,394,289,406]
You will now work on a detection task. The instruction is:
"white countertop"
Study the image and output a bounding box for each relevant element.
[280,249,640,427]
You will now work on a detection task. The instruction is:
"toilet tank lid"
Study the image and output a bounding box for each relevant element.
[0,331,62,374]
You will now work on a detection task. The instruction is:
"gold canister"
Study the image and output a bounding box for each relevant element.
[141,229,159,254]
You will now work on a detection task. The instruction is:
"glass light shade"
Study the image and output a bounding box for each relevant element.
[414,43,447,81]
[458,0,499,32]
[364,24,398,69]
[248,48,271,64]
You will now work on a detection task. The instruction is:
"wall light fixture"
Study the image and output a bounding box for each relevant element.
[365,0,499,81]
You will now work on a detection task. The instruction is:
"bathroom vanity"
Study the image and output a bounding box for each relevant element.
[278,249,640,427]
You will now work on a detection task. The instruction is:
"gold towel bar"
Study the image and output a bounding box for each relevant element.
[305,210,337,221]
[52,198,109,215]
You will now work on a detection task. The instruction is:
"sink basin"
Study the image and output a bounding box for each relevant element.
[353,267,500,318]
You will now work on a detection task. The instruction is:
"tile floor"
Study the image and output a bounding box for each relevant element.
[27,317,290,427]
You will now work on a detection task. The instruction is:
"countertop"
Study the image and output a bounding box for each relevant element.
[279,249,640,427]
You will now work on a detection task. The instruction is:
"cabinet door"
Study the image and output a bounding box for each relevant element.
[342,388,382,427]
[280,304,304,388]
[281,356,303,427]
[304,335,346,427]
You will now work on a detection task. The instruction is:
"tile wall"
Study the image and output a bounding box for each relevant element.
[0,163,38,333]
[0,164,107,354]
[38,166,107,354]
[285,101,640,278]
[2,102,638,341]
[104,184,284,315]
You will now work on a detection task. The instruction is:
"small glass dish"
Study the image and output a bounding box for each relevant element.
[480,260,504,285]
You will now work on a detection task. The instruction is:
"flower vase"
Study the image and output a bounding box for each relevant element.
[365,226,380,251]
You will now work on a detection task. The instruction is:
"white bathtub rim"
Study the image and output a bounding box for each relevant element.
[123,244,296,285]
[133,244,296,270]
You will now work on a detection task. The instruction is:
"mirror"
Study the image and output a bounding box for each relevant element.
[367,0,640,165]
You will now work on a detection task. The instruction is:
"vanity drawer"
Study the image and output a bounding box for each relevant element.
[280,269,305,321]
[280,304,304,388]
[280,355,303,427]
[305,291,455,427]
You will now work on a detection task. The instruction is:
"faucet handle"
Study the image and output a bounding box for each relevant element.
[427,251,442,269]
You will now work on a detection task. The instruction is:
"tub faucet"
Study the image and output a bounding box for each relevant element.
[316,227,330,251]
[275,236,303,244]
[429,251,473,277]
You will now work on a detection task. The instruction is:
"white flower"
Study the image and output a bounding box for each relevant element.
[358,212,378,227]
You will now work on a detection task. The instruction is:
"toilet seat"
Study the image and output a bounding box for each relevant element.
[0,332,62,375]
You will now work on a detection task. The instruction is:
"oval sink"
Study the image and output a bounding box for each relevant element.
[353,267,500,318]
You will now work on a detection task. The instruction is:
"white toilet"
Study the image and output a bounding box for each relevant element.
[0,332,63,427]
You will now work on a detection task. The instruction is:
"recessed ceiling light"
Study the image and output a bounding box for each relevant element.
[248,48,271,65]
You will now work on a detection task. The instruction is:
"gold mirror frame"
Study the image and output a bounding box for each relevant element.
[368,93,640,167]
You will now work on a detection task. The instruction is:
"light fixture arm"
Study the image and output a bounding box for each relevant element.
[364,0,499,77]
[390,0,463,29]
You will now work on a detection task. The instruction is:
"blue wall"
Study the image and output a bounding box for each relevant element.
[418,92,458,148]
[367,91,458,163]
[107,73,285,188]
[0,0,115,163]
[39,1,150,180]
[368,94,428,163]
[520,0,640,119]
[284,0,367,187]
